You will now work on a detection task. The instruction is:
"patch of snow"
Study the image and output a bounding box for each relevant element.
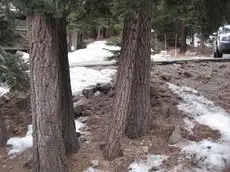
[6,125,33,156]
[168,83,230,171]
[182,140,230,172]
[75,119,85,133]
[129,154,168,172]
[168,83,230,140]
[21,41,120,65]
[0,86,9,97]
[183,118,195,135]
[70,67,116,95]
[7,119,85,156]
[69,41,120,65]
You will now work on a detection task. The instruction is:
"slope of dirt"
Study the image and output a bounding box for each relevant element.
[1,61,229,171]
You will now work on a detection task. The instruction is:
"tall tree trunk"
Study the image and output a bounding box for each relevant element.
[180,19,187,53]
[0,111,7,147]
[125,1,152,139]
[104,0,152,160]
[56,18,79,154]
[104,14,139,160]
[28,13,77,171]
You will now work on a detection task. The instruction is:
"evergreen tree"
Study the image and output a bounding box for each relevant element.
[104,0,152,160]
[11,0,80,171]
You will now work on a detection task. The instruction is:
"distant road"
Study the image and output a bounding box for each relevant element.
[70,56,230,67]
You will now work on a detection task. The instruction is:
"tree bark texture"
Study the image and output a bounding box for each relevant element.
[28,13,78,171]
[125,1,152,139]
[104,0,152,160]
[56,18,80,154]
[104,14,139,160]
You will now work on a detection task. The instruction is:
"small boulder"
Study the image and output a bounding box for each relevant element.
[91,160,99,168]
[149,166,159,171]
[168,126,183,145]
[161,74,171,81]
[82,85,98,98]
[73,99,88,117]
[96,83,112,94]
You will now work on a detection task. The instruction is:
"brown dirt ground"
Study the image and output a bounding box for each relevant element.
[1,61,230,172]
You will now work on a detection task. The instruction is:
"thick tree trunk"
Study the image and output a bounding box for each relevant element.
[28,13,77,171]
[125,2,152,139]
[103,14,139,160]
[104,0,152,160]
[0,111,7,147]
[180,19,187,53]
[56,18,79,154]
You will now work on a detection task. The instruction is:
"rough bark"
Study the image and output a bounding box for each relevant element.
[125,1,152,139]
[104,14,139,160]
[0,111,7,147]
[28,13,69,172]
[56,18,79,154]
[180,19,187,53]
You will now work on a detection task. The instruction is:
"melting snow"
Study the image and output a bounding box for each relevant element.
[7,119,85,156]
[7,125,33,156]
[70,67,116,95]
[168,83,230,171]
[0,86,9,97]
[68,41,120,65]
[129,154,168,172]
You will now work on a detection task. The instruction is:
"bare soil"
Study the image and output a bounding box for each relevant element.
[1,61,230,172]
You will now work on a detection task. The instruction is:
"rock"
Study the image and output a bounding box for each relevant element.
[78,117,88,123]
[168,126,183,145]
[82,110,92,117]
[219,64,226,68]
[94,91,101,97]
[161,74,171,81]
[73,99,89,117]
[183,71,192,78]
[149,166,159,171]
[76,132,81,137]
[91,160,99,168]
[82,85,98,98]
[73,103,83,117]
[143,146,148,153]
[72,95,81,103]
[96,83,112,94]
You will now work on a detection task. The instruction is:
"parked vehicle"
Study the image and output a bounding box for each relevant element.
[212,25,230,58]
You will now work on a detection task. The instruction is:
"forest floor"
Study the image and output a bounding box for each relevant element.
[1,61,230,172]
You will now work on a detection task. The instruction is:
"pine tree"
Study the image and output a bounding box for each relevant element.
[11,0,80,171]
[104,0,152,160]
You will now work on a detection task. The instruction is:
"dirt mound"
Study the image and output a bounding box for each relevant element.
[0,92,31,137]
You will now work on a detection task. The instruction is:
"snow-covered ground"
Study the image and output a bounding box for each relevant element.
[68,41,120,65]
[168,83,230,171]
[0,86,9,97]
[7,119,86,156]
[129,154,168,172]
[70,67,116,96]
